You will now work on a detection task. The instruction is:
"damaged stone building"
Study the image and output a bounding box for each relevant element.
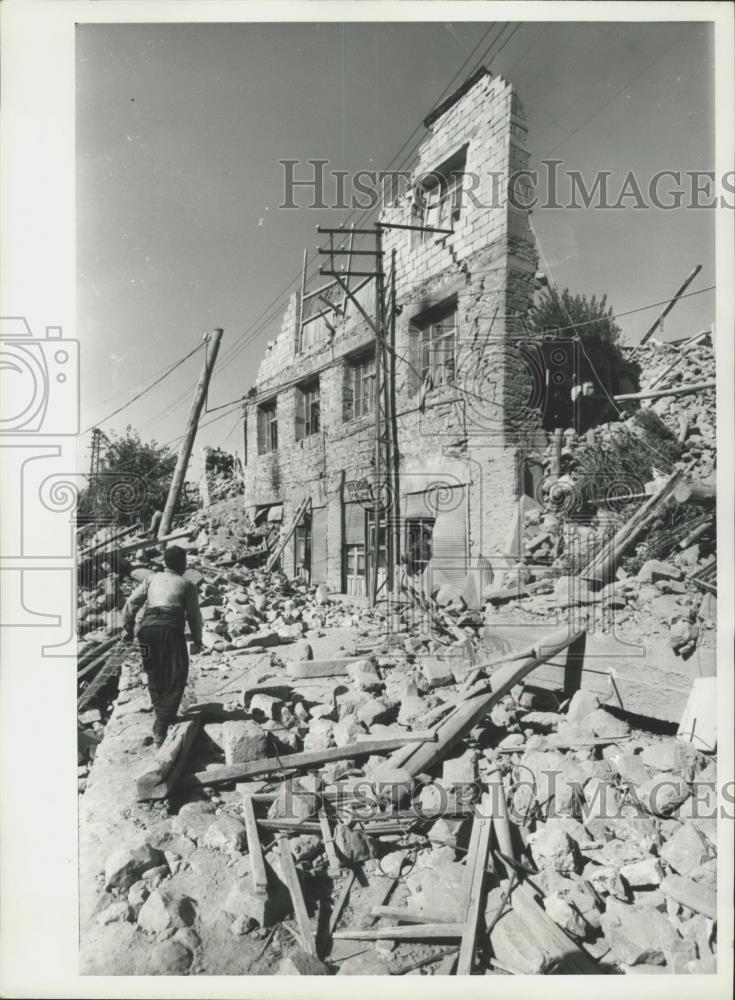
[242,68,548,596]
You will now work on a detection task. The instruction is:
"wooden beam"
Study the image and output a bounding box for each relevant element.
[392,625,586,780]
[278,835,317,956]
[614,379,715,403]
[265,496,309,573]
[457,793,494,975]
[185,736,432,788]
[638,264,703,346]
[486,767,514,862]
[581,470,682,585]
[114,527,195,555]
[242,794,268,897]
[334,924,463,941]
[511,883,599,974]
[318,810,342,879]
[328,868,356,936]
[370,905,455,924]
[136,715,203,800]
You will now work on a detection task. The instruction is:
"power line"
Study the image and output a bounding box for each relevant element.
[82,341,204,435]
[160,22,516,403]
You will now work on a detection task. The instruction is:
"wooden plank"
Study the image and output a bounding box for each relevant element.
[637,264,703,346]
[486,767,514,862]
[393,625,586,779]
[511,883,599,974]
[78,635,120,671]
[136,716,203,800]
[614,379,715,403]
[242,794,268,896]
[77,642,128,711]
[115,527,195,555]
[318,810,342,878]
[278,836,317,956]
[334,924,463,941]
[77,637,124,681]
[258,819,407,836]
[328,868,356,936]
[287,657,368,678]
[370,905,455,924]
[265,497,309,573]
[185,736,426,788]
[457,793,494,975]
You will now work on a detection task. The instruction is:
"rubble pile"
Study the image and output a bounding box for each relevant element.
[498,333,716,644]
[78,333,718,977]
[200,446,245,505]
[85,600,718,976]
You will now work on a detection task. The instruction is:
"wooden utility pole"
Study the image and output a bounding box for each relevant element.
[158,328,223,540]
[637,264,702,348]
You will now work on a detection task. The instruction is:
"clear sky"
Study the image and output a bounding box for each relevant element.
[76,20,715,473]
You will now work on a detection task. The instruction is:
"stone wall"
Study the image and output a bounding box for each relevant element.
[241,68,539,590]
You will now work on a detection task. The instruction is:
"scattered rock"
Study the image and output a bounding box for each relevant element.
[104,840,166,891]
[203,814,248,853]
[137,889,196,935]
[222,719,269,765]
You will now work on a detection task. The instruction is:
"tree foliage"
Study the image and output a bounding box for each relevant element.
[77,426,177,527]
[525,288,641,429]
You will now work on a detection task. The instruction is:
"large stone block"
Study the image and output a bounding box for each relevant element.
[222,719,268,765]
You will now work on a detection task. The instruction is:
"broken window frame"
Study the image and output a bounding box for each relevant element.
[413,147,467,247]
[296,378,320,440]
[256,398,278,455]
[414,302,458,388]
[346,350,376,421]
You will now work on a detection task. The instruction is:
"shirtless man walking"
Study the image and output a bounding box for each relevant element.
[122,544,203,746]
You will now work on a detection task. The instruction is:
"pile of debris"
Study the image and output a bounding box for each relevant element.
[200,446,245,506]
[78,330,718,977]
[79,505,717,976]
[85,596,717,976]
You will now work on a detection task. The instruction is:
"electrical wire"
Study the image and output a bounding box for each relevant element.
[81,341,204,435]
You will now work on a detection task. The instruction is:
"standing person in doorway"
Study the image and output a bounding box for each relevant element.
[122,544,203,747]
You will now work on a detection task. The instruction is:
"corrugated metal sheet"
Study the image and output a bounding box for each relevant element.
[344,502,365,544]
[430,486,467,586]
[311,507,328,584]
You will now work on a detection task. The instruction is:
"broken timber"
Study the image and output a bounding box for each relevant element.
[185,735,437,788]
[242,794,269,896]
[510,883,599,974]
[333,924,463,941]
[318,810,342,878]
[581,469,682,585]
[278,835,318,956]
[457,792,494,975]
[136,715,203,800]
[77,640,129,711]
[385,625,586,780]
[265,496,310,573]
[613,379,715,403]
